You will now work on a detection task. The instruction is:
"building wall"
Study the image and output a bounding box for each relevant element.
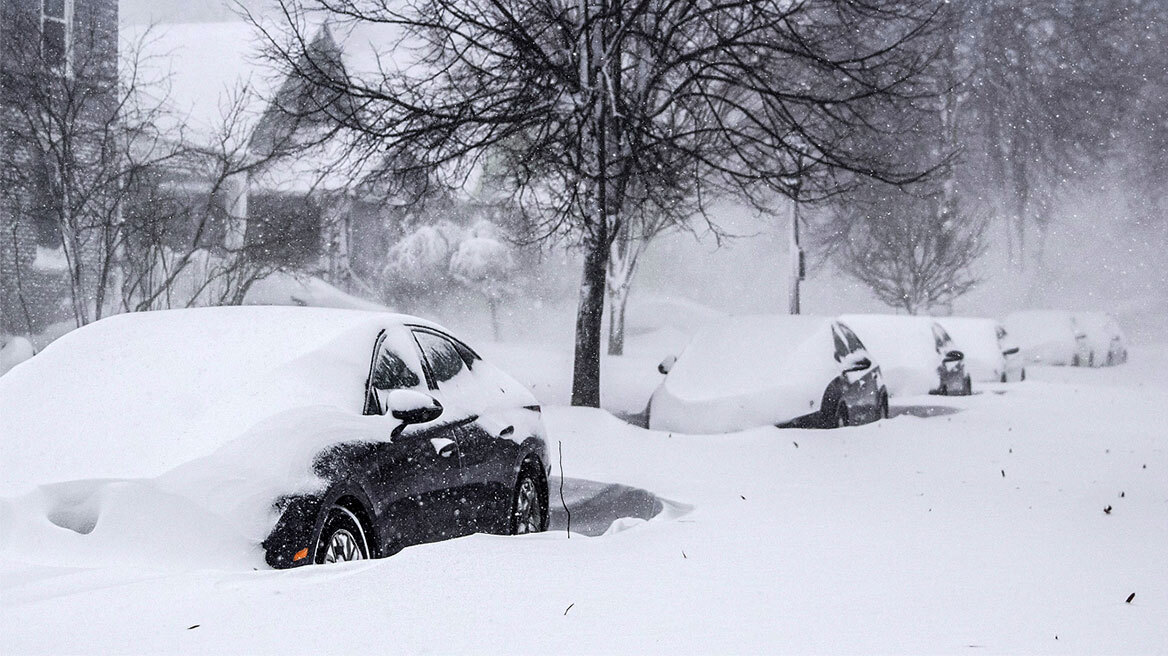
[0,0,119,334]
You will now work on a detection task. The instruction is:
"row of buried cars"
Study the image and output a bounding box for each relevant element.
[646,310,1128,434]
[0,306,1127,568]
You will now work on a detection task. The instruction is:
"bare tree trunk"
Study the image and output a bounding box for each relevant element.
[606,221,638,356]
[788,199,802,315]
[487,295,501,341]
[572,229,609,407]
[607,280,630,356]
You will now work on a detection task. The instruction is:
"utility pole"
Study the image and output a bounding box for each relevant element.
[788,197,805,315]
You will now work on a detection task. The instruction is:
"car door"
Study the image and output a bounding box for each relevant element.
[411,328,522,533]
[836,322,880,420]
[361,328,467,547]
[932,324,964,388]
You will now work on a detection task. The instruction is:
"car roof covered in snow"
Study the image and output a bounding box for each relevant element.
[1004,309,1082,339]
[0,307,439,494]
[934,317,1001,351]
[838,314,942,396]
[665,315,838,400]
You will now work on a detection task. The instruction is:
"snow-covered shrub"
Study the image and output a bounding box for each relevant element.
[449,236,518,339]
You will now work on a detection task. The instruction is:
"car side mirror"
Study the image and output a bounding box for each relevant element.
[658,355,677,375]
[842,354,872,374]
[944,350,964,363]
[386,389,443,433]
[1002,347,1019,356]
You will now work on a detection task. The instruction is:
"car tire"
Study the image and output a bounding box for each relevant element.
[879,393,889,420]
[1020,368,1026,381]
[963,375,973,395]
[1000,372,1007,383]
[314,505,370,565]
[509,463,547,535]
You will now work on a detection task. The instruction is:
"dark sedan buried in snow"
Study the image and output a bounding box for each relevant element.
[264,322,550,567]
[0,307,550,569]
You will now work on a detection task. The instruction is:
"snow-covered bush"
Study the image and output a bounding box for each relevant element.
[449,235,518,339]
[379,209,524,339]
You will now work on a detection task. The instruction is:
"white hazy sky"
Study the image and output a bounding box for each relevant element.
[120,0,269,24]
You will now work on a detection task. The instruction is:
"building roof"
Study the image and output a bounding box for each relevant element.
[123,17,407,192]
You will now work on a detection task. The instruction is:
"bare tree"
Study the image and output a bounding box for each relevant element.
[0,10,321,330]
[253,0,944,406]
[824,179,987,314]
[0,11,176,327]
[116,82,296,313]
[940,0,1145,264]
[605,193,686,356]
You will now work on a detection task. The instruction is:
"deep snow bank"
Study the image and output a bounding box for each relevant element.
[0,307,423,495]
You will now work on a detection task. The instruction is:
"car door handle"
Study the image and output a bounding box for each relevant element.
[430,437,458,458]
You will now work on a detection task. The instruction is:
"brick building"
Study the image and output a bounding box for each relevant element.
[0,0,119,335]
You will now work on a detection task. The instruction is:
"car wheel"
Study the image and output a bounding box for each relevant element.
[1000,372,1007,383]
[964,375,973,395]
[879,393,889,420]
[835,401,849,428]
[1020,368,1026,381]
[314,505,370,565]
[510,464,547,535]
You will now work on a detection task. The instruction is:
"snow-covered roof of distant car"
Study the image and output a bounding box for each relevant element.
[0,307,439,494]
[838,314,942,396]
[663,315,837,402]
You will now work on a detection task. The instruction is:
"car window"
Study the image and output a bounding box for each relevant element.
[931,324,950,351]
[451,339,480,369]
[837,324,866,353]
[413,330,466,386]
[830,325,849,362]
[364,331,424,415]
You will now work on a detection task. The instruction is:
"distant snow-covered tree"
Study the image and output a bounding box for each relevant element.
[449,230,518,340]
[382,222,460,298]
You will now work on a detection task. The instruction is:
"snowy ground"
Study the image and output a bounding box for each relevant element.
[2,346,1166,654]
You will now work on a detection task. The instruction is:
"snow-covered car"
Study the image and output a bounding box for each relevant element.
[839,314,970,397]
[648,315,888,433]
[0,307,549,569]
[934,317,1026,383]
[995,323,1026,381]
[1003,310,1091,366]
[1074,312,1127,366]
